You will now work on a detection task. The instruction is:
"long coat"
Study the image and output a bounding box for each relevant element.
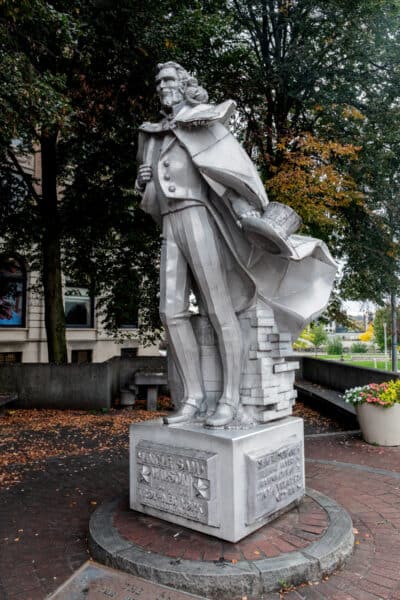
[137,100,337,338]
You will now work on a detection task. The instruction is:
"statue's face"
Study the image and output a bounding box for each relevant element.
[156,67,184,108]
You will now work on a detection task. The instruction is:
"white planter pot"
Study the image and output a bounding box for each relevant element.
[356,403,400,446]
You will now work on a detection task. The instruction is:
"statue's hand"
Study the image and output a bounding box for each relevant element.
[240,209,260,219]
[137,164,153,189]
[229,192,261,227]
[236,208,260,227]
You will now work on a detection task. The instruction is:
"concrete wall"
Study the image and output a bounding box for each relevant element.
[3,353,397,410]
[0,362,113,409]
[0,356,167,410]
[300,357,400,392]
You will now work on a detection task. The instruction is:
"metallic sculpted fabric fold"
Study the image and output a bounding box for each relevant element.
[135,61,337,428]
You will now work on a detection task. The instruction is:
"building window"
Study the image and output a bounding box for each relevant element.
[0,256,26,327]
[110,280,139,330]
[121,347,138,358]
[64,284,94,328]
[115,295,139,330]
[117,310,139,329]
[71,349,93,364]
[0,352,22,363]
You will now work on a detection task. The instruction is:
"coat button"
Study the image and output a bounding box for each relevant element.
[164,174,171,180]
[163,160,170,167]
[168,185,176,192]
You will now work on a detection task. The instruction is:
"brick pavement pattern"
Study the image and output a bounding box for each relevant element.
[0,453,127,600]
[1,431,400,599]
[113,495,328,562]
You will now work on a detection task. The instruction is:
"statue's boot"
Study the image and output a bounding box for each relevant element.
[163,399,206,425]
[205,403,234,427]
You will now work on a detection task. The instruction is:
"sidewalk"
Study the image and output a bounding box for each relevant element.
[1,408,399,599]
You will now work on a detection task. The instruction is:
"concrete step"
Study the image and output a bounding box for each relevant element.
[295,379,356,415]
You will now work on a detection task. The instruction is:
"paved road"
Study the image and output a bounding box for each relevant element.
[1,424,400,599]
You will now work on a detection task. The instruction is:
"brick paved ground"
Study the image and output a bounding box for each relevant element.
[1,410,400,599]
[0,452,128,599]
[113,494,329,562]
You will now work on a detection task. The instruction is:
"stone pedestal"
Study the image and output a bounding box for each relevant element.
[130,417,304,543]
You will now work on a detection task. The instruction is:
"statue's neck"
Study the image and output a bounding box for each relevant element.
[161,100,186,119]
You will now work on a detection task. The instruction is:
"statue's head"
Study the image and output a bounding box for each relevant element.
[155,61,208,109]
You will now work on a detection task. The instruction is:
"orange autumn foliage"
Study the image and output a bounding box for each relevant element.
[266,133,363,228]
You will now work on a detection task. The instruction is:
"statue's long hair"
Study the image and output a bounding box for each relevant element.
[156,61,208,105]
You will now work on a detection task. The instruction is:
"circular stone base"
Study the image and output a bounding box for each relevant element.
[89,488,353,599]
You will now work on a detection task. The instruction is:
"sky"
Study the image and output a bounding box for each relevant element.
[342,300,375,317]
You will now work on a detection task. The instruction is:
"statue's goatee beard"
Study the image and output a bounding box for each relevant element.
[159,89,183,108]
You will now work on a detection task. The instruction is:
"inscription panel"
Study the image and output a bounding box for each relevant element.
[135,441,219,527]
[246,441,304,524]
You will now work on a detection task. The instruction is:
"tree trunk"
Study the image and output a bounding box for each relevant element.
[391,291,398,373]
[40,131,68,364]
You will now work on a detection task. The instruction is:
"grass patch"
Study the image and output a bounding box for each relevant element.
[314,354,398,371]
[351,360,394,370]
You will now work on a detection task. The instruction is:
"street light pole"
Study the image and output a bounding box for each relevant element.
[391,292,398,373]
[384,322,388,359]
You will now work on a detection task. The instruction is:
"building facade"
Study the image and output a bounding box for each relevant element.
[0,256,144,363]
[0,148,157,363]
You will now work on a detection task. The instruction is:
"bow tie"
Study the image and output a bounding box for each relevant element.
[160,119,177,131]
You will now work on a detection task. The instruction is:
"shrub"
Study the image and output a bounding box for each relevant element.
[350,342,368,353]
[327,337,343,355]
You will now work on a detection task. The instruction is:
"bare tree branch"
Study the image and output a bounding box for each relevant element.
[6,148,41,205]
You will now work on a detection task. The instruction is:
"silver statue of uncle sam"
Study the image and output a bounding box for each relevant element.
[136,61,336,428]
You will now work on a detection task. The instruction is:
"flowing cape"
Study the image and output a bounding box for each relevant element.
[138,101,337,338]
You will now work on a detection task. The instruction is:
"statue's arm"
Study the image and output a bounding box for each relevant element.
[135,132,154,193]
[135,165,152,193]
[134,132,161,225]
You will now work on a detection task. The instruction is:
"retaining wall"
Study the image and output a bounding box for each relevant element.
[0,356,167,410]
[299,357,400,391]
[2,354,395,410]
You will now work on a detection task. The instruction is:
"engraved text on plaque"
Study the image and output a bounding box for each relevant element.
[246,441,304,524]
[135,441,219,527]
